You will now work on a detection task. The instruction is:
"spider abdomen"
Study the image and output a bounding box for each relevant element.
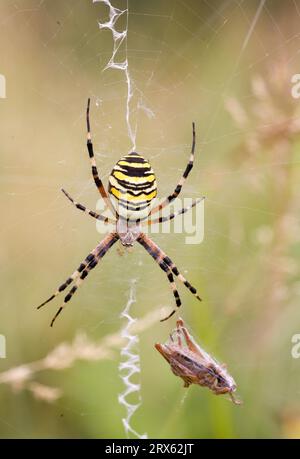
[108,152,157,218]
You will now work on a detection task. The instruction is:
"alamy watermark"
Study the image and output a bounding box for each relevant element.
[0,74,6,98]
[291,74,300,99]
[0,334,6,358]
[95,197,205,245]
[291,334,300,359]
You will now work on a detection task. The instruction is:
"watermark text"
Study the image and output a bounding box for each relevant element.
[95,197,205,245]
[0,334,6,358]
[0,74,6,98]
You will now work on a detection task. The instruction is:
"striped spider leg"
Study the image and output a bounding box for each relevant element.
[146,122,196,221]
[86,98,116,217]
[137,121,204,227]
[61,188,115,225]
[142,196,205,226]
[38,232,119,326]
[137,233,201,321]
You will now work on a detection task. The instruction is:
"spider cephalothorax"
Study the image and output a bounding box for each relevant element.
[116,219,141,247]
[38,99,204,327]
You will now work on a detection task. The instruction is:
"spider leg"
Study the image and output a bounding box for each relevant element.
[147,122,196,218]
[38,233,119,325]
[50,232,119,327]
[164,255,202,301]
[136,242,181,321]
[50,260,95,327]
[137,233,201,319]
[86,98,116,217]
[37,252,97,309]
[61,189,115,225]
[160,269,182,322]
[142,197,204,226]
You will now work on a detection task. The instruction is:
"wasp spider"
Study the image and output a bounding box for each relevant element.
[38,99,204,326]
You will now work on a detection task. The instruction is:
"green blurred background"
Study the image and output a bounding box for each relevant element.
[1,0,300,438]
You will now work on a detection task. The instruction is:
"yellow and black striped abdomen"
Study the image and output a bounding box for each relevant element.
[108,152,157,218]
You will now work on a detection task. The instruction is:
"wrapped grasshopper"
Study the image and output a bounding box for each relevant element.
[155,319,241,405]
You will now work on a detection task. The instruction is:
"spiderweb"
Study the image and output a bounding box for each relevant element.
[1,0,300,439]
[94,0,148,438]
